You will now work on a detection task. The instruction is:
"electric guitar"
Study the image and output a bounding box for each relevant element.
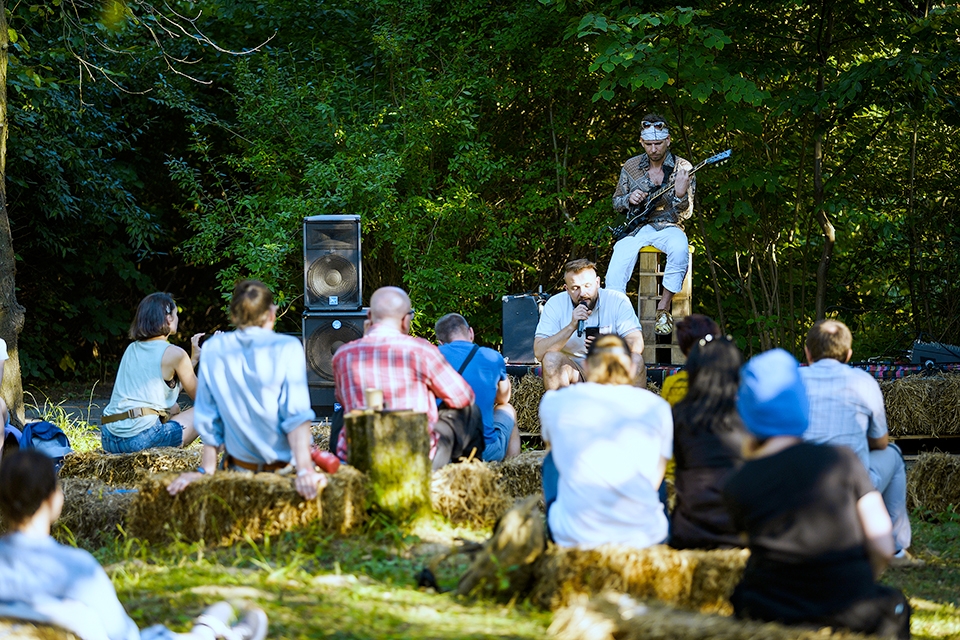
[609,149,732,242]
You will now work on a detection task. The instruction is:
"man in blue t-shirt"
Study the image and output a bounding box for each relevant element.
[435,313,520,462]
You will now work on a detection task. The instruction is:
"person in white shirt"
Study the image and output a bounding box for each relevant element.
[539,334,672,549]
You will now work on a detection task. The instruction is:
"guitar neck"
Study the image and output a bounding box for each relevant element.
[647,157,709,201]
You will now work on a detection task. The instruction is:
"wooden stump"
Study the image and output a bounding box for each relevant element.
[346,409,432,519]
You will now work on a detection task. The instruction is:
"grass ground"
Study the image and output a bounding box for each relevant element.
[25,395,960,639]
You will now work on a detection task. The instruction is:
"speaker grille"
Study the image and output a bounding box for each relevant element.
[304,315,364,381]
[306,253,360,305]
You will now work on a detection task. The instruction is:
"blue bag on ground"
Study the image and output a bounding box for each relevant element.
[20,421,73,471]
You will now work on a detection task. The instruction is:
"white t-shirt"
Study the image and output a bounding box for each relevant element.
[540,382,673,549]
[0,337,8,361]
[535,289,641,359]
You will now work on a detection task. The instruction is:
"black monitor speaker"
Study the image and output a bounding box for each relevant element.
[303,215,362,310]
[502,293,544,364]
[303,310,367,386]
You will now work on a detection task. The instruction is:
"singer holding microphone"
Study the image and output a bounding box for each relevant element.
[534,259,645,390]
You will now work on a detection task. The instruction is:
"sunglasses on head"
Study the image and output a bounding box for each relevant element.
[642,121,667,130]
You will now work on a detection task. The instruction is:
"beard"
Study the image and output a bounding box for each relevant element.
[578,293,599,311]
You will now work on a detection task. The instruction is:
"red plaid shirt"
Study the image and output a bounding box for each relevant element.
[333,324,474,459]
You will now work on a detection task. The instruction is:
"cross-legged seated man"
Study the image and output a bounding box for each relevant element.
[799,319,912,557]
[605,114,693,335]
[435,313,520,462]
[534,259,644,391]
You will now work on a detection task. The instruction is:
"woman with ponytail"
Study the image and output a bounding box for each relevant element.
[539,334,673,548]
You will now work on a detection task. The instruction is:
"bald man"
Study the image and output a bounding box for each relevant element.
[332,287,478,469]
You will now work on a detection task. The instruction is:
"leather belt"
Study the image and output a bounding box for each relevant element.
[101,407,167,425]
[224,454,288,473]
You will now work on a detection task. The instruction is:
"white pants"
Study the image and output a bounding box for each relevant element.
[605,225,689,294]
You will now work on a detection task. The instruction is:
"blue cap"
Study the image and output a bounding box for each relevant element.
[737,348,809,439]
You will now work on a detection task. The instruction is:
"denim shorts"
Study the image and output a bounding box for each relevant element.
[101,418,183,453]
[482,408,516,462]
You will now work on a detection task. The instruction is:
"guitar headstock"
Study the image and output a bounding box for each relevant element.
[704,149,732,166]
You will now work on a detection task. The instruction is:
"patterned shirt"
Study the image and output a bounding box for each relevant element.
[799,358,888,473]
[612,151,695,232]
[333,324,475,458]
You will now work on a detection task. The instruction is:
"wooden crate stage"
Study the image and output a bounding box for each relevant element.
[635,246,694,366]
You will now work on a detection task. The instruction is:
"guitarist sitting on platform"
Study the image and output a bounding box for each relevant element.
[606,114,694,335]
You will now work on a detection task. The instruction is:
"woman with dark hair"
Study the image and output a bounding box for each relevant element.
[0,450,267,640]
[167,280,326,500]
[101,293,202,453]
[669,334,747,549]
[540,334,673,548]
[660,314,720,406]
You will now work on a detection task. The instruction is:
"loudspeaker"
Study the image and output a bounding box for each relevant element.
[502,294,545,364]
[303,215,362,310]
[303,310,367,386]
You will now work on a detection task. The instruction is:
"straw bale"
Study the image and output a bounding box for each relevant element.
[880,374,960,437]
[431,458,512,527]
[0,619,79,640]
[55,478,136,547]
[906,452,960,515]
[127,465,368,545]
[531,544,749,614]
[549,593,874,640]
[60,448,200,486]
[312,422,331,452]
[512,373,545,434]
[494,450,546,500]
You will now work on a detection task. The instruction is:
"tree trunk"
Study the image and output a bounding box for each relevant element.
[0,2,27,427]
[813,0,835,322]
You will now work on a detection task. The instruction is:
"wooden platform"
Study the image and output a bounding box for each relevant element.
[636,246,694,366]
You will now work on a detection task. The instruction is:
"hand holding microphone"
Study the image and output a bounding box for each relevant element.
[574,297,589,337]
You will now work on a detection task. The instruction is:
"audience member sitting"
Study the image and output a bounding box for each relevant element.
[435,313,520,463]
[669,334,746,550]
[101,293,202,454]
[723,349,910,639]
[167,280,326,500]
[332,286,477,470]
[540,334,672,548]
[659,314,720,406]
[0,450,267,640]
[800,319,912,558]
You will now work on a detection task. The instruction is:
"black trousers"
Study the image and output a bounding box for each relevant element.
[816,585,911,640]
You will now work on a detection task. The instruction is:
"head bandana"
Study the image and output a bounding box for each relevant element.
[641,123,669,141]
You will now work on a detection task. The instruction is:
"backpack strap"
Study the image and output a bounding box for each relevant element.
[457,344,481,375]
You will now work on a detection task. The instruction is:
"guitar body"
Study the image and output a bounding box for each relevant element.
[608,149,732,243]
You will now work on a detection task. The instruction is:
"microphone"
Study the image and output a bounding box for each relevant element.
[576,299,586,337]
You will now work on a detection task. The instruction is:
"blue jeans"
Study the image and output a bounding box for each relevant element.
[101,419,183,453]
[481,409,516,463]
[869,443,911,553]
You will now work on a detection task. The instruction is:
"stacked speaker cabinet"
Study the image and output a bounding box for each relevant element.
[302,215,366,416]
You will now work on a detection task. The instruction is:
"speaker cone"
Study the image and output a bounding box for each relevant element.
[305,318,364,381]
[306,254,359,304]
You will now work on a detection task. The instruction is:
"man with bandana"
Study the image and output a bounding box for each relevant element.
[606,114,694,335]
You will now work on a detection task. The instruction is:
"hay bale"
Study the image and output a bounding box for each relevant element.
[0,619,79,640]
[127,465,369,545]
[312,422,331,452]
[60,448,201,486]
[881,374,960,437]
[907,452,960,515]
[548,593,874,640]
[431,458,512,527]
[531,544,749,614]
[512,373,545,434]
[55,478,136,548]
[495,449,546,500]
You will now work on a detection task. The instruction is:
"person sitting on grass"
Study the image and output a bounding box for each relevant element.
[167,280,326,500]
[539,334,672,548]
[723,349,910,639]
[0,449,268,640]
[659,314,720,406]
[101,292,203,454]
[669,334,746,550]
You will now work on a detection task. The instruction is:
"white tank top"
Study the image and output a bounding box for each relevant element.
[102,340,181,437]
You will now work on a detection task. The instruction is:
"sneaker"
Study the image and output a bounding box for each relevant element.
[655,310,674,335]
[890,549,925,569]
[230,607,268,640]
[194,602,237,639]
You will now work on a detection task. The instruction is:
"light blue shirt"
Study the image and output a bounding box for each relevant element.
[0,532,140,640]
[799,358,888,473]
[195,327,316,465]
